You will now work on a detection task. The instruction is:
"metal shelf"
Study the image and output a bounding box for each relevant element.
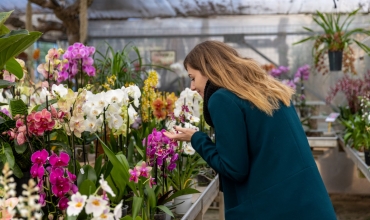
[339,137,370,182]
[307,136,338,148]
[181,175,223,220]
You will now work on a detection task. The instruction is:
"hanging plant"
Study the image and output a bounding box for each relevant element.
[294,8,370,74]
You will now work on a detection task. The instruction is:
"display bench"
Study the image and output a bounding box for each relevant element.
[181,175,224,220]
[338,137,370,182]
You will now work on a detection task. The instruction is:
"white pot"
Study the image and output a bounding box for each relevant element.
[174,194,193,215]
[163,202,173,220]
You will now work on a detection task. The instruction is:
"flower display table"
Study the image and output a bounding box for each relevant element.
[339,137,370,182]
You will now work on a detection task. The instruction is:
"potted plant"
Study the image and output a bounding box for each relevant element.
[294,8,370,74]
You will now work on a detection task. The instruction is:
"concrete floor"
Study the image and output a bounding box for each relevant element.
[202,194,370,220]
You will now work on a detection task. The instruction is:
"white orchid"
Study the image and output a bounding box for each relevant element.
[107,114,124,130]
[165,119,177,132]
[92,207,114,220]
[51,84,68,98]
[67,192,87,216]
[183,142,196,155]
[105,89,125,105]
[99,175,116,197]
[125,85,141,108]
[114,201,123,220]
[85,195,108,217]
[84,116,103,133]
[94,92,108,110]
[128,104,138,123]
[106,103,121,115]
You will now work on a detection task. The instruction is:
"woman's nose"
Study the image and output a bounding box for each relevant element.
[190,81,196,91]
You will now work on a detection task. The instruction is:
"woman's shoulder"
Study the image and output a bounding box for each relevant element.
[209,88,249,109]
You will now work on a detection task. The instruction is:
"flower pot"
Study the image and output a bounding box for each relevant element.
[364,150,370,166]
[154,213,167,220]
[174,194,192,215]
[164,201,173,220]
[328,50,343,71]
[75,144,91,163]
[197,174,211,186]
[121,205,129,217]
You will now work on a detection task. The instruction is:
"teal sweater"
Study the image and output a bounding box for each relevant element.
[191,89,336,219]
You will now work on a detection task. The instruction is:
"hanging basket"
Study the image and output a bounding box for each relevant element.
[328,50,343,71]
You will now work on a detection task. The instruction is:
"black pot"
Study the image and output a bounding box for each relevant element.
[197,174,211,186]
[328,51,343,71]
[365,150,370,166]
[154,213,166,220]
[122,205,129,217]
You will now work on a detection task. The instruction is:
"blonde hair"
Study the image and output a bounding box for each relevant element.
[184,41,294,116]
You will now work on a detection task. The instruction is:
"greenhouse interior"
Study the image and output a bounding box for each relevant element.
[1,0,370,219]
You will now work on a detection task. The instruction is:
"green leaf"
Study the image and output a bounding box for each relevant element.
[37,99,57,111]
[0,79,15,89]
[145,184,156,209]
[77,165,97,187]
[120,216,133,220]
[94,154,103,177]
[5,57,23,79]
[14,141,27,154]
[3,142,14,168]
[164,188,200,204]
[303,26,314,32]
[12,163,23,178]
[0,24,9,36]
[96,135,137,194]
[0,31,42,69]
[66,215,77,220]
[9,99,27,117]
[79,179,97,196]
[0,102,8,106]
[132,196,143,219]
[156,205,174,217]
[0,11,12,25]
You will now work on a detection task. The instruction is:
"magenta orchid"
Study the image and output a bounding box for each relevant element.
[31,149,48,165]
[49,151,70,167]
[146,128,178,171]
[30,150,76,213]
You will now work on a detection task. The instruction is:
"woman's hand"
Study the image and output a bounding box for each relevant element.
[163,126,197,142]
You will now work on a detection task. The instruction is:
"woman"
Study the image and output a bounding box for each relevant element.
[164,41,336,219]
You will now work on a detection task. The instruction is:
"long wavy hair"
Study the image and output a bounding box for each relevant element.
[183,41,294,116]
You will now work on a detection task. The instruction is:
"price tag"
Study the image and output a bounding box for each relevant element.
[325,113,340,122]
[80,168,85,174]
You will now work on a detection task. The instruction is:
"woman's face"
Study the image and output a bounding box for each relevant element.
[187,65,209,98]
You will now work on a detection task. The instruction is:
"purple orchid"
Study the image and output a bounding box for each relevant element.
[49,152,70,167]
[49,168,64,185]
[52,176,71,197]
[30,164,45,179]
[58,197,69,210]
[39,192,47,207]
[61,42,96,81]
[31,149,49,165]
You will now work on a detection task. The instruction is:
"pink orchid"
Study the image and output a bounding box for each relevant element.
[39,192,46,207]
[49,152,70,167]
[3,70,15,82]
[30,164,45,179]
[49,167,64,185]
[51,177,70,197]
[58,197,69,210]
[129,167,141,183]
[149,176,156,188]
[16,132,25,145]
[31,149,49,165]
[137,162,152,178]
[27,109,55,136]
